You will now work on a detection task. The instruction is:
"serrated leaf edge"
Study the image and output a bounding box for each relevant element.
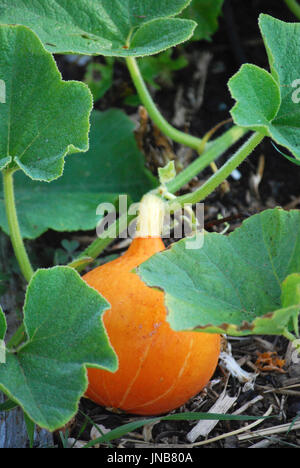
[228,63,281,134]
[1,25,93,182]
[0,266,116,431]
[139,208,300,337]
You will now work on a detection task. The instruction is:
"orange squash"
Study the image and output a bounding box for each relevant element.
[84,195,220,415]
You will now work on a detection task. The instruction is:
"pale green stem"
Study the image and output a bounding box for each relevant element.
[68,211,136,273]
[125,56,204,152]
[284,0,300,19]
[166,126,248,194]
[282,329,300,358]
[174,132,265,206]
[2,168,34,282]
[282,329,298,342]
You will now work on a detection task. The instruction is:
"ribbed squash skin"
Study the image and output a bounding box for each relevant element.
[84,237,220,415]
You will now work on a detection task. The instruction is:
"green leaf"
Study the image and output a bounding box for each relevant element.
[181,0,224,41]
[0,25,92,181]
[0,267,117,431]
[158,161,176,184]
[54,240,81,266]
[0,110,157,239]
[281,273,300,336]
[61,240,80,255]
[229,15,300,161]
[271,142,300,166]
[84,59,114,102]
[229,64,281,132]
[281,274,300,309]
[0,306,6,340]
[138,208,300,336]
[0,0,196,57]
[139,48,188,89]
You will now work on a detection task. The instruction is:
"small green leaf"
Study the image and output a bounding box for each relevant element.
[61,240,80,254]
[229,64,281,131]
[0,267,117,431]
[84,59,114,102]
[0,25,92,181]
[0,110,157,239]
[0,0,196,57]
[181,0,224,41]
[139,49,188,89]
[139,208,300,336]
[229,15,300,161]
[158,161,176,184]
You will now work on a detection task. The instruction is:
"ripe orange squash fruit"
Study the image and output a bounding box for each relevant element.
[83,235,220,415]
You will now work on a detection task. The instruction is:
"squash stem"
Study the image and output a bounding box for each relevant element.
[282,329,300,359]
[125,56,204,152]
[135,193,165,238]
[173,132,265,206]
[2,167,34,282]
[68,211,136,273]
[166,125,248,194]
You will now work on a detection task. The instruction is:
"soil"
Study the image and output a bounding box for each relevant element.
[1,0,300,449]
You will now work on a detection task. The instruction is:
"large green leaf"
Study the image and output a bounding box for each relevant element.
[229,15,300,161]
[0,0,196,57]
[181,0,224,41]
[139,208,300,336]
[0,267,117,431]
[0,25,92,181]
[0,110,157,239]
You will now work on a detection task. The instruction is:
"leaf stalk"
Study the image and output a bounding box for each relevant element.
[173,132,265,206]
[125,56,203,151]
[2,168,34,282]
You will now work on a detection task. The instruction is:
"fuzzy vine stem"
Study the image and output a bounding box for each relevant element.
[69,126,248,271]
[173,132,265,206]
[284,0,300,20]
[68,211,136,273]
[2,167,34,282]
[282,329,300,359]
[166,125,248,194]
[125,56,204,152]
